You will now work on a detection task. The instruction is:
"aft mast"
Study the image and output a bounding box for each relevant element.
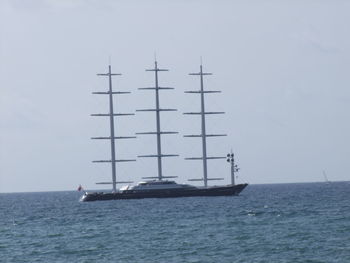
[184,63,227,187]
[136,60,179,180]
[91,64,135,192]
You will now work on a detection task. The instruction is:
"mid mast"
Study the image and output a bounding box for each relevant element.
[136,60,179,180]
[184,64,227,187]
[91,64,135,192]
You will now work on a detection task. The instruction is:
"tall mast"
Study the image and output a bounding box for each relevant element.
[184,63,227,187]
[137,60,179,180]
[154,61,163,179]
[92,64,135,192]
[199,65,208,185]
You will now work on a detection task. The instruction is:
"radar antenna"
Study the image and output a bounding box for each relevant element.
[227,150,240,185]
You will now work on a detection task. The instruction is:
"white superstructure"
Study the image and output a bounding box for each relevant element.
[120,180,195,192]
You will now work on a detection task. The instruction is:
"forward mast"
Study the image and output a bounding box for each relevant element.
[184,64,227,187]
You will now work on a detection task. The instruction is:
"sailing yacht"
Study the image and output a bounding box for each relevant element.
[80,61,247,202]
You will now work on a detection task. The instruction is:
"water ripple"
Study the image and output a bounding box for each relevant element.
[0,182,350,262]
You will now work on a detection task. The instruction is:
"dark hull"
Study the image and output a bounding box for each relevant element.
[80,183,248,202]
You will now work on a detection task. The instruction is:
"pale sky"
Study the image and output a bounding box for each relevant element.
[1,0,349,193]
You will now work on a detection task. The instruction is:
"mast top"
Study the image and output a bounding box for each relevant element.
[189,64,213,76]
[97,64,122,77]
[146,61,169,72]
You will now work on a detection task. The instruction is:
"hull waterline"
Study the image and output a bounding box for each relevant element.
[80,183,248,202]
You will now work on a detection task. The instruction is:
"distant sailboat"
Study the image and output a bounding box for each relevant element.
[323,170,331,184]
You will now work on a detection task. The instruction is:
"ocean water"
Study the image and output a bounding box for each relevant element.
[0,182,349,263]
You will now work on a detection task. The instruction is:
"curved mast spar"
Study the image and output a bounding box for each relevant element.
[184,64,227,187]
[91,65,135,192]
[137,60,179,180]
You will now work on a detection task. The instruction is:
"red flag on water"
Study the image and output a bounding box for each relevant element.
[77,185,83,191]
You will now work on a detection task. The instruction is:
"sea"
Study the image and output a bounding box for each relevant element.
[0,182,349,263]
